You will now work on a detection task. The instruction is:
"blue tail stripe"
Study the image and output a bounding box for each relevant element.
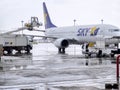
[43,2,56,29]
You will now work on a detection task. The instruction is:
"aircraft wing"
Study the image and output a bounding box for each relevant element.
[67,38,80,44]
[0,27,45,35]
[0,27,28,35]
[32,28,45,32]
[24,34,57,39]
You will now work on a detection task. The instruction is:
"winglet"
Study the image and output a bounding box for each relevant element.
[43,2,56,29]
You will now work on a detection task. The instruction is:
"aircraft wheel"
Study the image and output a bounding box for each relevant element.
[88,53,91,57]
[97,50,102,58]
[62,48,65,54]
[7,49,12,54]
[58,48,61,53]
[18,50,21,53]
[26,45,31,53]
[110,53,114,57]
[58,48,65,54]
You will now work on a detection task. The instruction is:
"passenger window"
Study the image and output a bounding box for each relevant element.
[109,29,120,32]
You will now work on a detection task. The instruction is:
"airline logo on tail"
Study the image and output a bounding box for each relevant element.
[77,27,100,36]
[43,2,56,29]
[44,13,47,25]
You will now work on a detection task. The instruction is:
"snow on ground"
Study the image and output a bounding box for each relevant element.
[0,43,117,90]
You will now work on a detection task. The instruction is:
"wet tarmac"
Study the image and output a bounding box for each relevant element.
[0,43,118,90]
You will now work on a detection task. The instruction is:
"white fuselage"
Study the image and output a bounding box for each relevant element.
[45,24,120,45]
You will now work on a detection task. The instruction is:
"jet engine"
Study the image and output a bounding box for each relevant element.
[54,38,69,48]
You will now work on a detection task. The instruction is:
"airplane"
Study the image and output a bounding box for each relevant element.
[42,2,120,57]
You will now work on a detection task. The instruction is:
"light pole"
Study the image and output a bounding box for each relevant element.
[101,19,104,24]
[73,19,76,26]
[73,19,76,55]
[21,20,24,35]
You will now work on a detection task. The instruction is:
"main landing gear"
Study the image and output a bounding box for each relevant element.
[97,50,102,58]
[58,48,65,54]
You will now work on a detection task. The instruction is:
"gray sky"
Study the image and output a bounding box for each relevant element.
[0,0,120,32]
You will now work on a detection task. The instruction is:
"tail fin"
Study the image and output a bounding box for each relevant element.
[43,2,56,29]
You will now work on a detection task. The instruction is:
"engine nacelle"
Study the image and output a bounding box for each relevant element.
[54,38,69,48]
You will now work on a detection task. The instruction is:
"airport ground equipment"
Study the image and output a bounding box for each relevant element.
[105,55,120,89]
[0,44,3,60]
[116,55,120,86]
[0,17,43,54]
[111,49,120,57]
[0,34,32,54]
[1,17,42,35]
[25,17,42,30]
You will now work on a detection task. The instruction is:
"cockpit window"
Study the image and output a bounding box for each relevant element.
[109,29,120,32]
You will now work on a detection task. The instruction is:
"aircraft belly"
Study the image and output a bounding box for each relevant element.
[76,36,99,43]
[105,38,120,44]
[76,37,120,45]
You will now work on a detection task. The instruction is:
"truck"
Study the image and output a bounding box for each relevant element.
[0,34,32,54]
[0,17,42,54]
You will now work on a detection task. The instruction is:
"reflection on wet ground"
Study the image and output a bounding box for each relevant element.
[0,43,117,90]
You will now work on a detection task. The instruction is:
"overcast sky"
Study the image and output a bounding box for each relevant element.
[0,0,120,32]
